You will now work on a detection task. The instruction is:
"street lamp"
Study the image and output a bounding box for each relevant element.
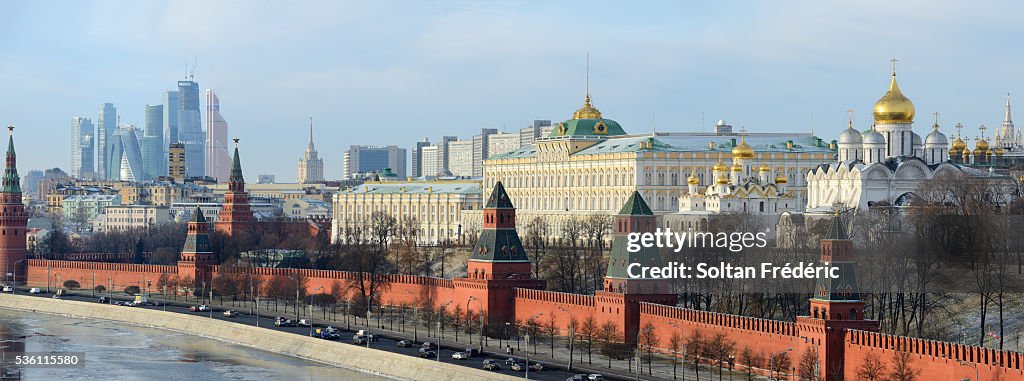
[309,287,322,337]
[669,322,686,381]
[636,326,655,381]
[557,306,575,372]
[468,296,484,352]
[525,312,543,380]
[727,354,735,381]
[7,258,28,292]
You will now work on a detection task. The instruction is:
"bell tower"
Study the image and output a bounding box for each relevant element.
[0,126,27,285]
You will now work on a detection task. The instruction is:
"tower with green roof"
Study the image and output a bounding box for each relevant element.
[796,211,878,380]
[595,191,677,342]
[0,126,27,284]
[178,207,216,295]
[456,181,545,325]
[215,139,254,236]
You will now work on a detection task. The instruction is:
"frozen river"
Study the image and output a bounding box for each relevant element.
[0,308,390,380]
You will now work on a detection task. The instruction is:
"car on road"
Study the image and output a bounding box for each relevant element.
[98,296,109,303]
[504,357,518,366]
[451,352,469,360]
[352,335,369,345]
[315,328,339,340]
[189,305,201,312]
[587,375,604,381]
[482,359,500,371]
[421,342,436,349]
[297,319,311,327]
[198,305,211,312]
[29,288,41,294]
[274,317,295,327]
[510,362,525,371]
[463,348,479,357]
[223,310,239,317]
[396,340,412,347]
[417,348,436,358]
[530,363,544,372]
[566,374,588,381]
[2,285,12,293]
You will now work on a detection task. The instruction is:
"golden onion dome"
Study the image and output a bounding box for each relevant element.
[759,163,771,172]
[962,147,971,157]
[716,175,730,185]
[775,173,788,184]
[974,138,989,155]
[731,163,743,172]
[731,135,756,158]
[713,160,728,172]
[995,147,1006,156]
[572,95,603,119]
[873,73,915,124]
[687,174,700,185]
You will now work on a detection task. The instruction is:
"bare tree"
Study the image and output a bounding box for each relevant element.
[887,350,921,381]
[797,347,820,381]
[524,216,551,279]
[856,352,886,381]
[638,322,659,375]
[740,346,763,381]
[597,321,619,368]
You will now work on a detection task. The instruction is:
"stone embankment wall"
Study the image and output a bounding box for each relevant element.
[0,294,520,381]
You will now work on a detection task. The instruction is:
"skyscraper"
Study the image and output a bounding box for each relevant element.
[97,103,117,179]
[205,90,230,182]
[297,118,325,184]
[164,90,180,145]
[142,105,165,180]
[471,128,498,177]
[411,138,430,178]
[114,124,143,182]
[177,79,204,178]
[70,117,94,179]
[104,126,124,180]
[342,145,406,179]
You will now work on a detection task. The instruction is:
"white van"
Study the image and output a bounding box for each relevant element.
[29,288,41,294]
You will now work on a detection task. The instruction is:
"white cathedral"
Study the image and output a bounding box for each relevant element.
[805,68,979,211]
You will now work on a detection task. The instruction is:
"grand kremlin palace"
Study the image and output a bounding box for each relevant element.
[483,93,836,231]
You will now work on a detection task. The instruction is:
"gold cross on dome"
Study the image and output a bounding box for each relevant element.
[890,58,898,75]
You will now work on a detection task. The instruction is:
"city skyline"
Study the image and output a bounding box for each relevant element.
[1,1,1023,178]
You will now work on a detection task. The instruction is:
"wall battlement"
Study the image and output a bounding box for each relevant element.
[640,302,799,337]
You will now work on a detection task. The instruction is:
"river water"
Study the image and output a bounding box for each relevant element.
[0,308,390,380]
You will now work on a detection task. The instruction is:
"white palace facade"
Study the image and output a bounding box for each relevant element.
[483,91,835,232]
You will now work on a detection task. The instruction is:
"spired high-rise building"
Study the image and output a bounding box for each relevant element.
[141,105,165,180]
[177,79,204,178]
[97,103,117,179]
[297,118,324,184]
[205,90,230,182]
[70,117,95,179]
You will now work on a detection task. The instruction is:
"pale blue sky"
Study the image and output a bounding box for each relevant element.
[0,1,1020,179]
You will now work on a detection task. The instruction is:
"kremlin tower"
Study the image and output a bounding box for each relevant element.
[215,139,254,236]
[0,126,27,285]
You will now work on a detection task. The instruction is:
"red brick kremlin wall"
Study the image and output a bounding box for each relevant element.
[22,260,1024,380]
[844,329,1023,380]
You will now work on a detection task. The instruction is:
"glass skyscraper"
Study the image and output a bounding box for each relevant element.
[97,103,117,179]
[177,80,204,178]
[70,117,94,179]
[142,104,165,180]
[204,90,229,182]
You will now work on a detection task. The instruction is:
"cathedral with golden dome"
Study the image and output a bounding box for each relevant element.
[804,64,999,212]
